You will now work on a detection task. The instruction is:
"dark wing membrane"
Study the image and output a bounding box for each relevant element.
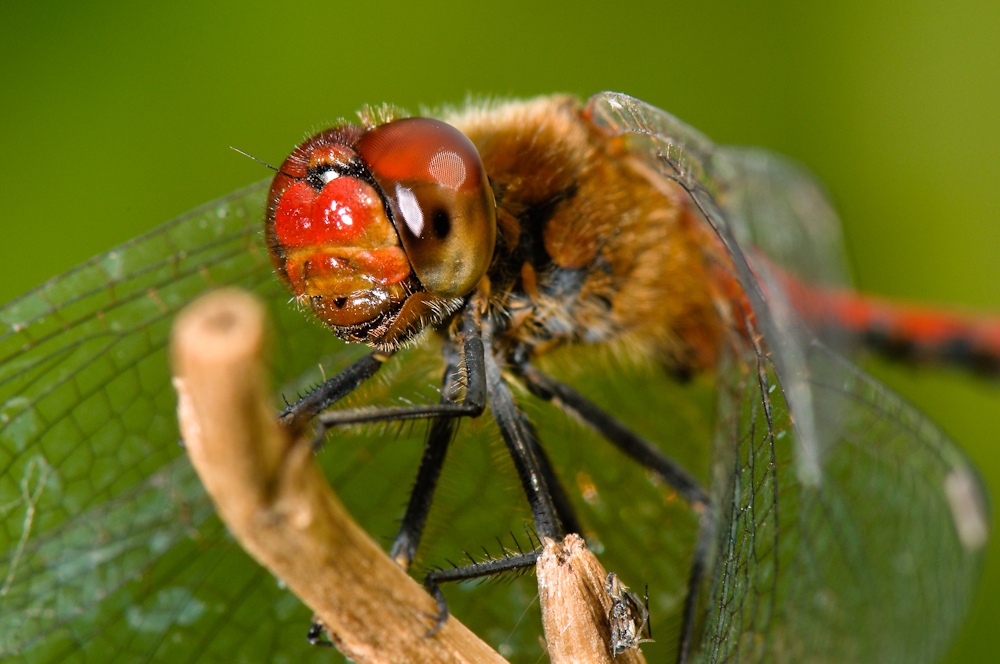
[586,91,989,663]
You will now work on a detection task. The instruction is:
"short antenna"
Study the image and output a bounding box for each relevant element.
[230,146,298,179]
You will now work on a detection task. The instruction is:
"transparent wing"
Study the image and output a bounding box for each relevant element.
[0,181,343,661]
[586,91,989,663]
[4,95,989,664]
[585,92,850,289]
[0,182,466,661]
[0,178,713,662]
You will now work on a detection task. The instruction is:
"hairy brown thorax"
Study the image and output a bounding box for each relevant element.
[449,97,731,374]
[266,95,738,373]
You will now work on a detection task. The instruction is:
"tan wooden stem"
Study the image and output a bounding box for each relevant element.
[170,288,506,664]
[538,534,647,664]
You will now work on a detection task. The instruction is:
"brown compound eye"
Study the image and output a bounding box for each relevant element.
[357,117,497,298]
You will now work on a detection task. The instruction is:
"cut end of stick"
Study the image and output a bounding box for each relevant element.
[537,534,646,664]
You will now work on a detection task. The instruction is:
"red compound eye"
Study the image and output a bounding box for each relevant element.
[274,178,386,248]
[264,117,496,347]
[265,125,413,332]
[357,117,497,298]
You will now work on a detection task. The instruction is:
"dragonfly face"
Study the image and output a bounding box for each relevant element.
[0,92,989,663]
[265,117,496,349]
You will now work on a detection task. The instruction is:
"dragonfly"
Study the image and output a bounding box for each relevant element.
[0,92,990,663]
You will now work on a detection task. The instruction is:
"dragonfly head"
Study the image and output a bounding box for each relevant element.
[266,117,497,349]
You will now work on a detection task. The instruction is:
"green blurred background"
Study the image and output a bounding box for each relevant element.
[1,1,997,661]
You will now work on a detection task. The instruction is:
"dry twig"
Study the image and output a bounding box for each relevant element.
[170,288,504,663]
[171,288,641,663]
[538,534,647,664]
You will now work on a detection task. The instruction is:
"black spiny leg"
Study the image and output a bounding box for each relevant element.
[515,361,709,508]
[482,338,564,543]
[294,313,589,639]
[282,352,389,648]
[514,360,714,663]
[279,351,387,430]
[423,544,541,636]
[389,346,464,569]
[514,411,584,538]
[296,315,486,645]
[416,322,585,634]
[314,312,486,431]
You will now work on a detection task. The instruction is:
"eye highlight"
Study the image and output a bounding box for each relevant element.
[357,117,497,298]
